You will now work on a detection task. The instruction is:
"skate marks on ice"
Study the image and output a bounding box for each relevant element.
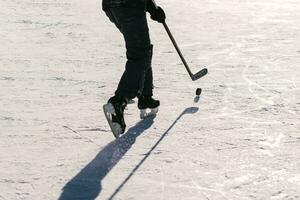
[108,107,199,200]
[58,116,155,200]
[59,107,198,200]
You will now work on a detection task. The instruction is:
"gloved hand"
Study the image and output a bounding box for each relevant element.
[146,0,166,23]
[150,6,165,23]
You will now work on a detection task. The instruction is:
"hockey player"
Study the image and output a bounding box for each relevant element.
[102,0,166,138]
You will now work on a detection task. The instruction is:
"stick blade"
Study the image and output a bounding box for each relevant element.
[192,68,208,81]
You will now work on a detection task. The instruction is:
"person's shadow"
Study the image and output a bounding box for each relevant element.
[58,107,199,200]
[58,115,155,200]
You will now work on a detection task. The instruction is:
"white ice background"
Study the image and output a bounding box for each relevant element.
[0,0,300,199]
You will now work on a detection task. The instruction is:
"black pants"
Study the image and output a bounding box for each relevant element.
[105,6,153,100]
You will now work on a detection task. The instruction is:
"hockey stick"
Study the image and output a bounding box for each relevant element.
[151,0,207,81]
[162,21,208,81]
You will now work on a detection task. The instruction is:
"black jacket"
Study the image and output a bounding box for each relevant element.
[102,0,156,12]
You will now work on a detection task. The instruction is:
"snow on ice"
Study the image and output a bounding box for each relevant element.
[0,0,300,199]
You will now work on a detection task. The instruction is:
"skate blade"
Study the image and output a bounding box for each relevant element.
[140,107,159,119]
[103,103,121,138]
[111,122,122,138]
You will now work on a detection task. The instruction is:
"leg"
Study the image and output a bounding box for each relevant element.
[141,44,154,97]
[108,7,151,100]
[103,7,151,136]
[137,45,159,118]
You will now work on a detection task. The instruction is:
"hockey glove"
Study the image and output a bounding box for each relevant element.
[146,0,166,23]
[150,6,165,23]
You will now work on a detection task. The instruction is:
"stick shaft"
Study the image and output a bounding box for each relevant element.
[162,22,194,79]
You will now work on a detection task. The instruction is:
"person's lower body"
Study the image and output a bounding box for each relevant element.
[105,6,154,98]
[104,6,159,136]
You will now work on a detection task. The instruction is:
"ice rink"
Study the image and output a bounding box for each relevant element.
[0,0,300,199]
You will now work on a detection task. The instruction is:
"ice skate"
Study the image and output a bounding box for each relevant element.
[103,96,127,138]
[138,96,160,119]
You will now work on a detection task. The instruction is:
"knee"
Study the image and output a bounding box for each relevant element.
[126,44,153,63]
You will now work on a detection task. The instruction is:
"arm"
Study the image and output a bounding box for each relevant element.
[146,0,157,13]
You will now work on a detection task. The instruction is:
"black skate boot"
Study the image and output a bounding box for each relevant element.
[103,96,127,138]
[138,96,160,119]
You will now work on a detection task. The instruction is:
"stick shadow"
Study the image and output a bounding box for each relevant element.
[58,107,199,200]
[107,106,199,199]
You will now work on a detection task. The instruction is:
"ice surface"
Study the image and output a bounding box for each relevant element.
[0,0,300,199]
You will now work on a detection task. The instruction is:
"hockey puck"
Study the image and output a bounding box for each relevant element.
[196,88,202,96]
